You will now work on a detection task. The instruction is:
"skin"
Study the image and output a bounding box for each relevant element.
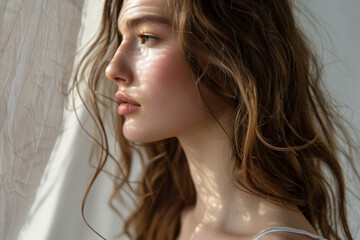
[105,0,209,143]
[106,0,319,239]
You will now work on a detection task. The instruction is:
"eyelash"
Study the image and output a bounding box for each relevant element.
[137,34,158,45]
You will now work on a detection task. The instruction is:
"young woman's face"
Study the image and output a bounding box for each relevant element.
[105,0,208,143]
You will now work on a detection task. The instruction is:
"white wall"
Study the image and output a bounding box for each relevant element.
[302,0,360,238]
[302,0,360,128]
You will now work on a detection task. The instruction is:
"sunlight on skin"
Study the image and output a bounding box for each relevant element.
[187,161,224,238]
[178,120,315,240]
[107,0,207,143]
[192,166,222,225]
[108,0,320,239]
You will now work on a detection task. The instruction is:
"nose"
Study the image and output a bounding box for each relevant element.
[105,44,132,84]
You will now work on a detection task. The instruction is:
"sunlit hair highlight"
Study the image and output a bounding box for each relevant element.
[67,0,358,239]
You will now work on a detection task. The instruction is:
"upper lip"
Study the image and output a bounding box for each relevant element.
[115,91,140,106]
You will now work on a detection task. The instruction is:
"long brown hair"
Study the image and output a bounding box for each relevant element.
[68,0,358,239]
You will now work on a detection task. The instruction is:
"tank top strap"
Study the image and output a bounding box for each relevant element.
[252,227,326,240]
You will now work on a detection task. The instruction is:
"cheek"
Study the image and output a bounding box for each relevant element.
[125,47,206,142]
[137,47,200,106]
[137,47,193,89]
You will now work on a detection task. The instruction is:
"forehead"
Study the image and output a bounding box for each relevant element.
[119,0,168,24]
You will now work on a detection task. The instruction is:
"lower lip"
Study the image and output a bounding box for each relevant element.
[118,103,140,115]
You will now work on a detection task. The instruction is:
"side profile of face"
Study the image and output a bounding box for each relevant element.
[105,0,210,143]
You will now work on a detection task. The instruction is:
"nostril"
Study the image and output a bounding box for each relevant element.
[114,77,127,83]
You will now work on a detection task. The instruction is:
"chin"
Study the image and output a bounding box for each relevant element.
[122,125,170,144]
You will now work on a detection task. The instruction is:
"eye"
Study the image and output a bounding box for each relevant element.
[138,34,158,45]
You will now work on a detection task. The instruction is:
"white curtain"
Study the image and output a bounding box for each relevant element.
[1,0,124,239]
[0,0,359,239]
[0,0,83,238]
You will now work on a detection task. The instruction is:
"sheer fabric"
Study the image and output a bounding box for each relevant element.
[0,0,84,239]
[0,0,359,240]
[1,0,123,239]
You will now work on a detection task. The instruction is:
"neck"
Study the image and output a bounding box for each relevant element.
[178,118,252,228]
[176,111,307,236]
[178,122,236,223]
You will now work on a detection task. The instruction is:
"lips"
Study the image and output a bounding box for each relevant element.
[115,92,140,115]
[115,92,140,106]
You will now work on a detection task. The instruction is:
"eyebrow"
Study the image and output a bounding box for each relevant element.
[119,15,171,32]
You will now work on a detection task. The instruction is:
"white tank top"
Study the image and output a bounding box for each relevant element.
[252,227,327,240]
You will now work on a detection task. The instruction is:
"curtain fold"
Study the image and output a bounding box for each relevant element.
[0,0,85,239]
[1,0,128,239]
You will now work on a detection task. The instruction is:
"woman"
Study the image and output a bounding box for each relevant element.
[69,0,357,239]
